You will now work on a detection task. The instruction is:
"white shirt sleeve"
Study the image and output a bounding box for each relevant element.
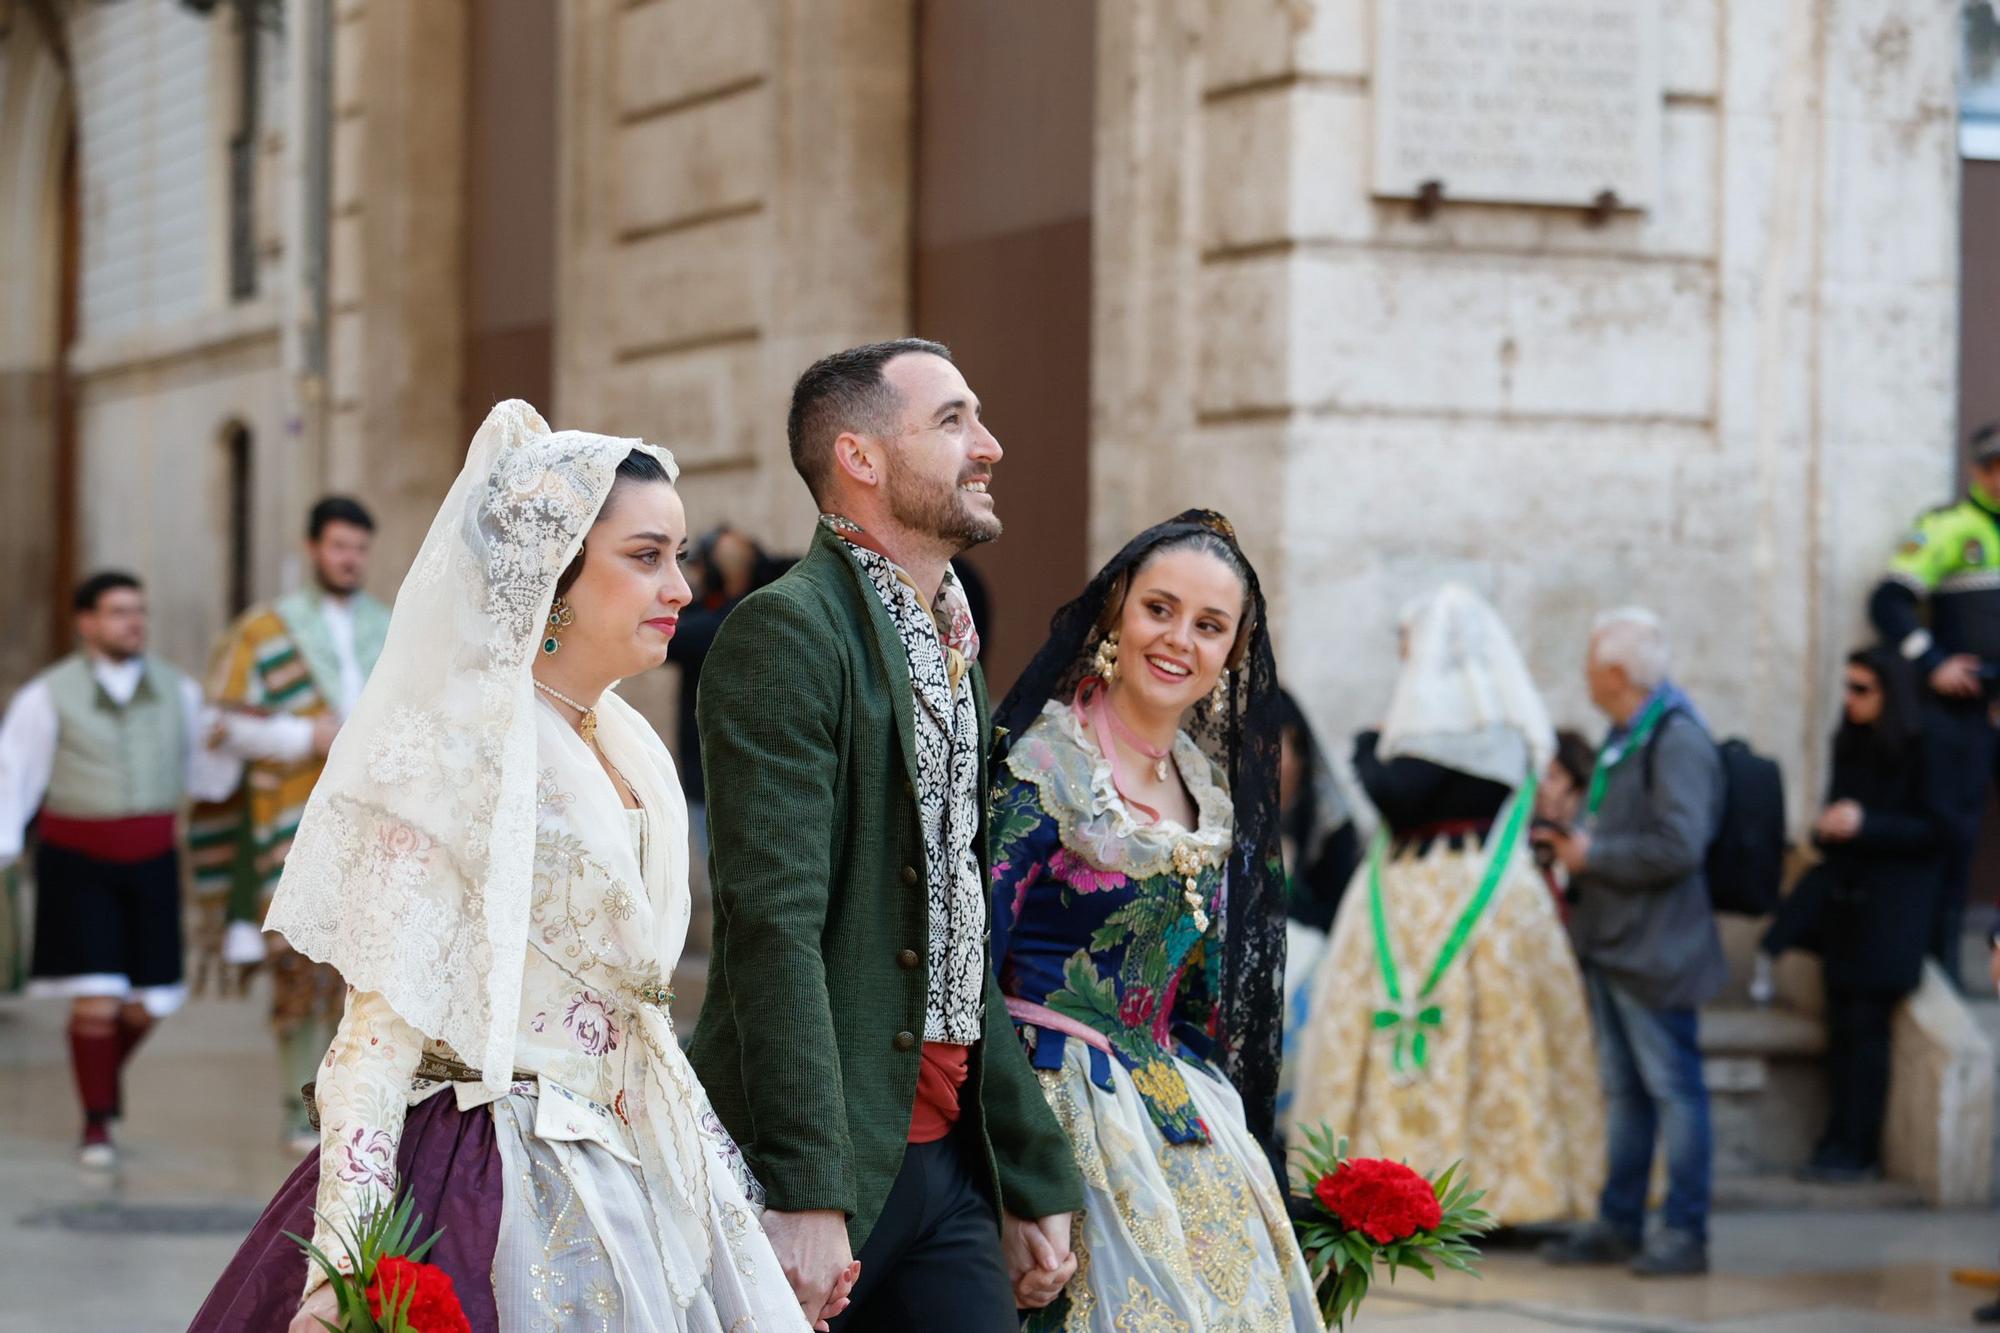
[0,681,58,864]
[183,679,244,804]
[209,708,318,767]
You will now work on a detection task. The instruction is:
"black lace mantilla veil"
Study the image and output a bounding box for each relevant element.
[991,509,1288,1162]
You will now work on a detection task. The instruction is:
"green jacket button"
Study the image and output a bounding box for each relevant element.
[901,865,919,886]
[893,1030,917,1052]
[897,948,919,970]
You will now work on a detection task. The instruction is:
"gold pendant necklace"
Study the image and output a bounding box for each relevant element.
[534,679,599,745]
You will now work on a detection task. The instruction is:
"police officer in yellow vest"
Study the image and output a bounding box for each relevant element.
[1867,421,2000,989]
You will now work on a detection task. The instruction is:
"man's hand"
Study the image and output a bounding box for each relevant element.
[289,1285,341,1332]
[1931,653,1983,699]
[762,1208,856,1332]
[1003,1212,1078,1310]
[1814,799,1864,843]
[311,714,341,758]
[1530,826,1591,875]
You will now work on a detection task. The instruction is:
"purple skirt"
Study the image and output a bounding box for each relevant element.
[187,1092,503,1332]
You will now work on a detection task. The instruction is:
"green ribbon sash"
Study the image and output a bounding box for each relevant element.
[1584,693,1669,819]
[1368,773,1536,1076]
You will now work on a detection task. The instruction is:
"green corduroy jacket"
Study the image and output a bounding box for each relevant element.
[687,523,1084,1252]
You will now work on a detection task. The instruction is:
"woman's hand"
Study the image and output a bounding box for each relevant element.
[1814,799,1863,843]
[288,1285,342,1332]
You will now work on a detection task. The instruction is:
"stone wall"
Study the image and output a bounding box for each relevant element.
[322,0,470,592]
[553,0,917,726]
[1094,0,1962,802]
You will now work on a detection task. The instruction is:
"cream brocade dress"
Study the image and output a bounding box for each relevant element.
[1285,833,1605,1226]
[306,707,803,1331]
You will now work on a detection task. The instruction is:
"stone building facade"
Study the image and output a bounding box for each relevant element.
[0,0,1969,810]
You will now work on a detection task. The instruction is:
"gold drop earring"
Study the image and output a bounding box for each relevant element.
[543,597,575,655]
[1092,630,1120,683]
[1209,669,1233,714]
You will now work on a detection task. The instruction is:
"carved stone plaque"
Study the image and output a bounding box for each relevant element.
[1372,0,1662,209]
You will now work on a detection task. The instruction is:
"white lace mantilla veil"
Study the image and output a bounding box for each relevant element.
[1377,583,1555,790]
[264,399,678,1090]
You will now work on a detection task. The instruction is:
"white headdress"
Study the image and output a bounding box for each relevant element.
[265,400,677,1094]
[1377,583,1555,789]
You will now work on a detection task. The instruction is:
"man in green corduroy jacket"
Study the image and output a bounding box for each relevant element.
[689,340,1084,1331]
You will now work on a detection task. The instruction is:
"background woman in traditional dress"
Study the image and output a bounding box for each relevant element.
[988,511,1321,1331]
[1285,584,1604,1228]
[190,402,831,1332]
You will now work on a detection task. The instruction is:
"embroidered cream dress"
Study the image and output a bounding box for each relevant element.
[992,702,1322,1332]
[1284,585,1604,1227]
[242,402,805,1331]
[305,702,799,1329]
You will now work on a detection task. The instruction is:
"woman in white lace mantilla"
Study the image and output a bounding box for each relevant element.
[190,402,833,1332]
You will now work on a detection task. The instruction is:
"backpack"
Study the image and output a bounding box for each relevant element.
[1644,715,1786,916]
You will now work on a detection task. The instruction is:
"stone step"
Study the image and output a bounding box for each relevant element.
[1698,1004,1827,1180]
[1713,1173,1927,1212]
[1699,1004,1824,1058]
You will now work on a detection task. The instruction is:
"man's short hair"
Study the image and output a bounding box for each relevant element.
[308,495,376,540]
[1591,607,1671,690]
[74,570,142,613]
[786,339,952,503]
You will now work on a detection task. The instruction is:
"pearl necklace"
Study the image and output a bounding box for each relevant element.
[534,679,599,745]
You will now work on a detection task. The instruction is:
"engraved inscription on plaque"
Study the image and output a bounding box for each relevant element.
[1373,0,1662,210]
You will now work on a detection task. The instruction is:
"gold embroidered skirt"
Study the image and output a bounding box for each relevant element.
[1285,842,1605,1226]
[1029,1042,1324,1332]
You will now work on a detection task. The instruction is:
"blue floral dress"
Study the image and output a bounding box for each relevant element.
[992,702,1322,1332]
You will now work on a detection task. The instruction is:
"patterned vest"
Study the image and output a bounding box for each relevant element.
[42,655,188,819]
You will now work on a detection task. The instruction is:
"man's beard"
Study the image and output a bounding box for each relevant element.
[884,464,1002,552]
[314,567,362,596]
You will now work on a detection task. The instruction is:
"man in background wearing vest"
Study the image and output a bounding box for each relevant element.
[0,572,297,1167]
[195,496,387,1152]
[1868,420,2000,989]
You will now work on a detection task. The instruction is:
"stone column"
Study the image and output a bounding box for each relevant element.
[554,0,916,1018]
[0,33,70,692]
[323,0,469,591]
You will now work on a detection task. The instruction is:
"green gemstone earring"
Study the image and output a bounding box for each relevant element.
[543,597,575,655]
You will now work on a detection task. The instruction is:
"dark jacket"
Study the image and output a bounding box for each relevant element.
[687,524,1083,1251]
[1568,710,1730,1010]
[1769,719,1950,995]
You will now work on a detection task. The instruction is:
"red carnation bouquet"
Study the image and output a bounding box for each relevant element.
[1291,1124,1493,1329]
[284,1191,471,1333]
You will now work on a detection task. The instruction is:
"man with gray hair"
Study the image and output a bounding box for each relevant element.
[1535,607,1727,1278]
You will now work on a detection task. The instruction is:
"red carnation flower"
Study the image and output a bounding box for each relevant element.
[1313,1157,1444,1244]
[366,1255,473,1333]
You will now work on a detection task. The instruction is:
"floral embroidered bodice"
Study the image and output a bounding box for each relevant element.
[309,745,696,1281]
[991,701,1234,1144]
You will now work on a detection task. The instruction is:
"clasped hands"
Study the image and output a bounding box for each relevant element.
[1003,1210,1079,1309]
[764,1206,1077,1326]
